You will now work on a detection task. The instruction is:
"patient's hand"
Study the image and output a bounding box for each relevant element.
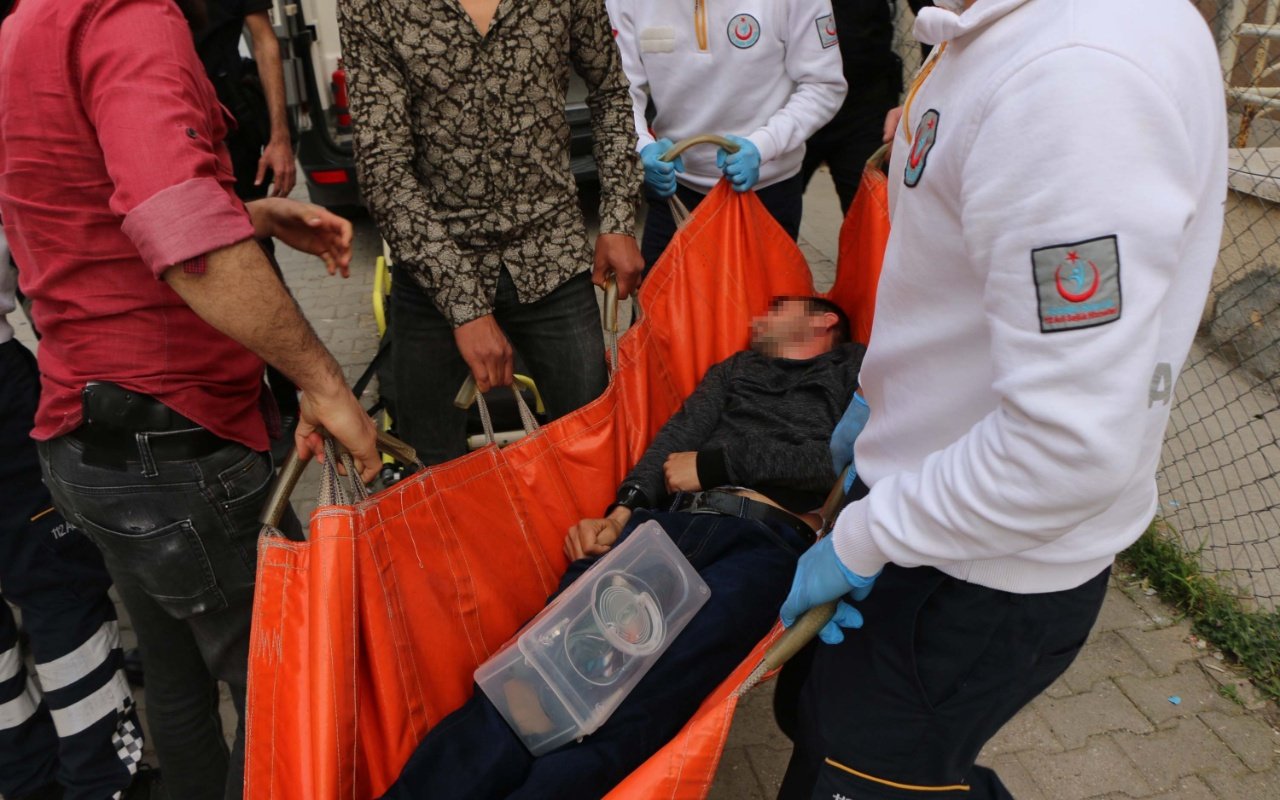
[664,452,702,493]
[565,517,623,561]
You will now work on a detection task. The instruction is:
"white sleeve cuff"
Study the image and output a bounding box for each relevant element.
[745,129,780,165]
[635,130,657,153]
[831,499,889,578]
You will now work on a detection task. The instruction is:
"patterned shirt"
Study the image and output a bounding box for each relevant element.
[339,0,643,326]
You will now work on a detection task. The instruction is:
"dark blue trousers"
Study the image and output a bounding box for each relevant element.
[0,339,141,800]
[378,509,807,800]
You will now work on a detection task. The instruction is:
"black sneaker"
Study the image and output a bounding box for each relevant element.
[121,765,165,800]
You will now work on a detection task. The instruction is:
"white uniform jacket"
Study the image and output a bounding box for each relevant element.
[607,0,847,191]
[833,0,1228,593]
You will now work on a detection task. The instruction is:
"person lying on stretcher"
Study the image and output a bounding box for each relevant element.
[378,296,863,800]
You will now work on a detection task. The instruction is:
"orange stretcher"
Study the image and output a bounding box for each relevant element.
[242,138,892,800]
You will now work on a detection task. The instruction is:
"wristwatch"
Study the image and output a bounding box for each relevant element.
[606,484,651,517]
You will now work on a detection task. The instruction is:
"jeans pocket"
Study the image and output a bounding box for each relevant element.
[909,576,1011,713]
[76,515,227,620]
[216,447,274,510]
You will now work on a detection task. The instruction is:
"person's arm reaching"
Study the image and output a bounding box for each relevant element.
[78,0,376,478]
[571,0,645,298]
[338,0,512,391]
[245,10,296,197]
[163,241,378,478]
[245,198,353,277]
[832,48,1202,578]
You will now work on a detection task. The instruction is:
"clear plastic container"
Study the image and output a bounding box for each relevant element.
[475,520,711,755]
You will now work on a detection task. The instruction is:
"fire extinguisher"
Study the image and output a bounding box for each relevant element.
[331,60,351,133]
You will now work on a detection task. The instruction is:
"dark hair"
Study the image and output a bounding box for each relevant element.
[770,295,852,346]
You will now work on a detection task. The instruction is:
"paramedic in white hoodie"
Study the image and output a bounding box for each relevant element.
[607,0,847,269]
[774,0,1227,797]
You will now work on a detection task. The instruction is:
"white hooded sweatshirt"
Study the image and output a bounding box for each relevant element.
[607,0,847,191]
[833,0,1228,593]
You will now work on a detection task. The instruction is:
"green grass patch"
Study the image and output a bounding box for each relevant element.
[1121,520,1280,702]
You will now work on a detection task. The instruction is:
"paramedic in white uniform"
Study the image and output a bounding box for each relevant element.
[774,0,1228,797]
[607,0,847,270]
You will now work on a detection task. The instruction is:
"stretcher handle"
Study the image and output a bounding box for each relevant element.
[661,135,740,229]
[658,133,739,164]
[454,375,540,445]
[867,142,891,173]
[602,275,619,334]
[603,275,623,374]
[740,467,851,693]
[453,374,543,414]
[760,600,838,674]
[258,429,418,529]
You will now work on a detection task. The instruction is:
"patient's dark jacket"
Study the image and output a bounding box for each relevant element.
[618,343,864,513]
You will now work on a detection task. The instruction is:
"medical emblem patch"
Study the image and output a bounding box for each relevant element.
[1031,235,1123,333]
[816,15,839,48]
[903,109,939,187]
[728,14,760,49]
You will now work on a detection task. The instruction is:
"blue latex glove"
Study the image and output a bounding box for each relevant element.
[780,536,879,645]
[715,135,761,192]
[830,393,870,493]
[640,138,684,197]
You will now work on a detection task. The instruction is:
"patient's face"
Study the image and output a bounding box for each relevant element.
[751,299,824,357]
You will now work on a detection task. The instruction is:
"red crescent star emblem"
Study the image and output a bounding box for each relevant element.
[1055,261,1101,302]
[824,20,837,36]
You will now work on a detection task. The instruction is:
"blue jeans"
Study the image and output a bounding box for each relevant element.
[390,267,609,467]
[378,509,807,800]
[38,426,302,800]
[0,340,142,800]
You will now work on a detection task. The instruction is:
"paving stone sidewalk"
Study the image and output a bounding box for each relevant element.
[707,574,1280,800]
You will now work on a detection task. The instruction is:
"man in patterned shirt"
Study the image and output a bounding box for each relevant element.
[340,0,646,466]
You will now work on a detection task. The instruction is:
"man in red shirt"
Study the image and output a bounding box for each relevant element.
[0,1,378,798]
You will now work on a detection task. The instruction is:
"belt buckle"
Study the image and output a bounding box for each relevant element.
[686,491,716,515]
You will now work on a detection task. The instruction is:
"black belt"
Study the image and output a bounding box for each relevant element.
[72,383,227,465]
[671,490,817,546]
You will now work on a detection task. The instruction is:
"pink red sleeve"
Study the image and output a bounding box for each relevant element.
[77,0,253,278]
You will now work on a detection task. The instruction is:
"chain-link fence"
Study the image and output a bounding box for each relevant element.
[1158,0,1280,612]
[889,1,1280,611]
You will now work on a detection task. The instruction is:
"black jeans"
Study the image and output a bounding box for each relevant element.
[0,340,141,800]
[390,268,608,466]
[640,173,805,272]
[802,74,902,215]
[378,508,807,800]
[775,562,1111,798]
[38,428,302,800]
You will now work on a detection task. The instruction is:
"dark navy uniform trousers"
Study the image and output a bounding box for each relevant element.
[0,339,142,800]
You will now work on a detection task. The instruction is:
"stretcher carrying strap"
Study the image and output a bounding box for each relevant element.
[318,437,371,508]
[257,429,422,533]
[454,376,541,445]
